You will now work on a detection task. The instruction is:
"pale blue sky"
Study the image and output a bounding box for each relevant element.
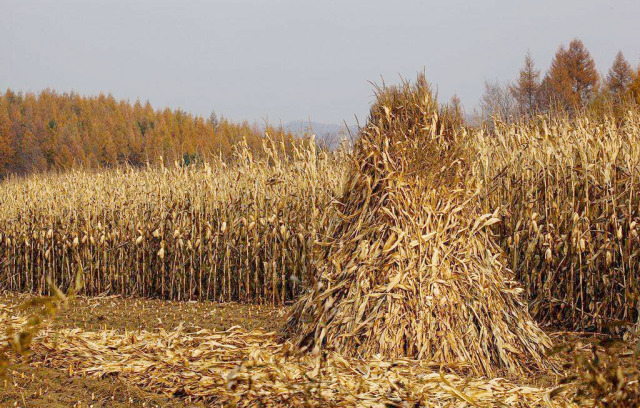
[1,0,639,125]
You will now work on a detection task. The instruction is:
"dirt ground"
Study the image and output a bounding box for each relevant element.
[0,291,634,407]
[0,292,288,407]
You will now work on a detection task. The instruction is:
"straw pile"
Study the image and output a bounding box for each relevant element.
[0,308,576,407]
[285,76,553,375]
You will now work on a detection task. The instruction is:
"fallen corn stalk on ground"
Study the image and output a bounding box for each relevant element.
[0,311,579,407]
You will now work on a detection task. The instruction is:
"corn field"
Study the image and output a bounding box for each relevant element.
[1,110,640,332]
[0,138,346,304]
[474,112,640,331]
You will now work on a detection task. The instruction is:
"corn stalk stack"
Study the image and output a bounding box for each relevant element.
[285,75,553,375]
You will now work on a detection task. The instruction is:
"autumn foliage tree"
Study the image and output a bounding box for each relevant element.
[629,66,640,105]
[541,39,599,112]
[0,106,13,175]
[0,90,298,178]
[478,39,613,123]
[510,51,541,117]
[606,51,634,101]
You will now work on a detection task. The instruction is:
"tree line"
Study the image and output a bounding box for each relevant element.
[478,39,640,121]
[0,90,298,178]
[2,39,638,178]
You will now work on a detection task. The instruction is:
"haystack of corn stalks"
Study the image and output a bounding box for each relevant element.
[0,307,577,407]
[0,138,345,304]
[286,76,552,376]
[473,114,640,332]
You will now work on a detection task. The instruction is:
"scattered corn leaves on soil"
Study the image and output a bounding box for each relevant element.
[0,297,582,407]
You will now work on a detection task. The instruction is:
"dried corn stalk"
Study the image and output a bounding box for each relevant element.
[286,76,552,375]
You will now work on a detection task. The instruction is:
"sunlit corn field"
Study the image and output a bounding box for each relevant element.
[0,138,347,304]
[473,113,640,332]
[2,80,640,407]
[1,111,640,334]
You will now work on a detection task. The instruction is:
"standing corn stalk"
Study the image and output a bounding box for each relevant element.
[0,138,346,305]
[474,113,640,332]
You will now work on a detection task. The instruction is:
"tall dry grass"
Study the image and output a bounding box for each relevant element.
[0,138,346,304]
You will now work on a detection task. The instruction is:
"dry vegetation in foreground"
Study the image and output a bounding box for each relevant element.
[286,79,552,376]
[1,75,640,406]
[0,292,286,407]
[0,293,637,407]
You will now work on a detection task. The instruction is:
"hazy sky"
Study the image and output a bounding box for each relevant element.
[1,0,639,126]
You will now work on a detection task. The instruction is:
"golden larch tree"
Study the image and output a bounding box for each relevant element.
[606,51,634,101]
[543,39,599,112]
[510,51,541,117]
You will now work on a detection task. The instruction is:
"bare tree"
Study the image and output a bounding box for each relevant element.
[209,110,220,130]
[480,80,517,121]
